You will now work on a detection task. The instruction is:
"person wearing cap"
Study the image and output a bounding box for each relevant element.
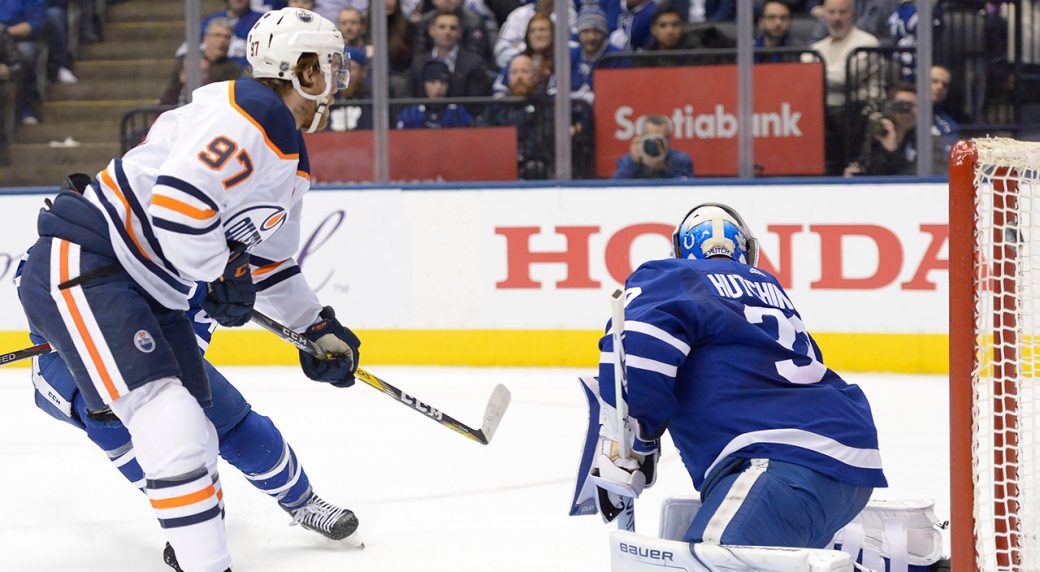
[396,59,473,128]
[570,0,625,104]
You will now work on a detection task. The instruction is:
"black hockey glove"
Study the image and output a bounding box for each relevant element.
[300,306,361,388]
[202,241,255,327]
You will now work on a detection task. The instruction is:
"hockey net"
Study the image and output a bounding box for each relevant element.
[950,138,1040,571]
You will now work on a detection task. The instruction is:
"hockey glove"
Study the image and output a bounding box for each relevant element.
[590,416,659,500]
[299,306,361,388]
[202,241,255,327]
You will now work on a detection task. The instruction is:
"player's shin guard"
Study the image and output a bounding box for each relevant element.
[110,377,230,572]
[219,411,312,509]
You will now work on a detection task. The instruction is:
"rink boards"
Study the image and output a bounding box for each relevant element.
[0,179,949,373]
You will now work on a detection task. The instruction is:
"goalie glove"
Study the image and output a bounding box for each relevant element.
[590,417,659,500]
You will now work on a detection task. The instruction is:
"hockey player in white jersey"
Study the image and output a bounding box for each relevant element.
[581,203,887,549]
[16,8,359,571]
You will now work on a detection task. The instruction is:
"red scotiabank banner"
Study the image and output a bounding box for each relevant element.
[594,62,825,177]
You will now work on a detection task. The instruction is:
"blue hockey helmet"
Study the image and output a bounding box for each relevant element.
[671,203,759,265]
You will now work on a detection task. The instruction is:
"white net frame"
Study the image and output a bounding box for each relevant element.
[971,138,1040,571]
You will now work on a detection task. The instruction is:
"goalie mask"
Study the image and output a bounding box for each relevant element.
[247,8,348,132]
[671,203,759,265]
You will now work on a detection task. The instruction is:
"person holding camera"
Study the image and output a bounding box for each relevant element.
[843,82,917,177]
[613,114,694,179]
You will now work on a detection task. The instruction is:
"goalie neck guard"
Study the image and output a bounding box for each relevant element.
[671,203,759,266]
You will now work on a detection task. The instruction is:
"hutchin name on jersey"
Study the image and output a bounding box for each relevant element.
[705,271,794,311]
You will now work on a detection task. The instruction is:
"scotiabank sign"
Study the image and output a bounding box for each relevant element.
[594,62,825,177]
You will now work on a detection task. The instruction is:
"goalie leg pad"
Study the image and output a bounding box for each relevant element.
[685,458,872,549]
[831,499,945,572]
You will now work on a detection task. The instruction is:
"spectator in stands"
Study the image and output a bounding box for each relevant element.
[613,114,693,179]
[161,19,244,105]
[931,64,959,171]
[641,3,702,67]
[879,0,943,80]
[843,82,917,177]
[254,0,288,10]
[755,0,803,62]
[670,0,735,24]
[0,24,22,160]
[315,0,366,23]
[200,0,262,68]
[383,0,416,97]
[489,54,553,179]
[494,0,575,70]
[397,59,473,128]
[410,10,491,96]
[338,7,369,50]
[931,64,959,137]
[414,0,494,64]
[328,46,372,130]
[806,0,878,174]
[809,0,895,42]
[44,0,78,84]
[493,13,554,97]
[570,0,622,103]
[604,0,657,51]
[0,0,44,125]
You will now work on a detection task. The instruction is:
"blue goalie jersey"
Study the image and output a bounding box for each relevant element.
[598,258,888,491]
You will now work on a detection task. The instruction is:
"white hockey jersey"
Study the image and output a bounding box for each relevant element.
[84,77,323,331]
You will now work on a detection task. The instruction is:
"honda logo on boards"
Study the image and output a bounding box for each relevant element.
[495,224,948,291]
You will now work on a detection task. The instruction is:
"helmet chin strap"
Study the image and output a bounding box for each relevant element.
[291,73,333,133]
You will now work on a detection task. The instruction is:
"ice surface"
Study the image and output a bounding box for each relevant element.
[0,367,949,571]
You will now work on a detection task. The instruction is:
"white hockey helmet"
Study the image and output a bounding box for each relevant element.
[246,8,348,104]
[671,203,759,265]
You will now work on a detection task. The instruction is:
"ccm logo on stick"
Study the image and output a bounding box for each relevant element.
[619,543,674,561]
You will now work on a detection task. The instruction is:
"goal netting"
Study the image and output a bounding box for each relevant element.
[951,138,1040,571]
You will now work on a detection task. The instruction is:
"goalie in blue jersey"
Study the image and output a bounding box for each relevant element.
[582,203,887,548]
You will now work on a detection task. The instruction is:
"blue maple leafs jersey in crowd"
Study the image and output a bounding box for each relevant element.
[598,258,888,491]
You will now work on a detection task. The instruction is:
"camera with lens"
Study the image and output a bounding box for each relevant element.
[865,98,915,138]
[640,134,668,159]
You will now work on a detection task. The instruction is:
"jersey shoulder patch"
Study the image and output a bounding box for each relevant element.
[228,78,300,160]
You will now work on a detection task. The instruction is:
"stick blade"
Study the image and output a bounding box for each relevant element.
[477,384,512,444]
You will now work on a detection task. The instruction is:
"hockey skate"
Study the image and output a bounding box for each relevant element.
[286,494,364,547]
[162,543,231,572]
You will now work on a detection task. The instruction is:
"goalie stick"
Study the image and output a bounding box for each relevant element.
[610,288,637,532]
[1,313,512,446]
[249,309,511,445]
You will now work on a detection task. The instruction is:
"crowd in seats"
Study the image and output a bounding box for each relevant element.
[0,0,97,127]
[139,0,1032,181]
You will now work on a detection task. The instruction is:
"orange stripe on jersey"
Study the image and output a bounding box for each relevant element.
[251,259,286,277]
[152,194,217,221]
[150,484,216,510]
[58,240,121,401]
[100,169,150,261]
[228,82,299,161]
[296,170,311,180]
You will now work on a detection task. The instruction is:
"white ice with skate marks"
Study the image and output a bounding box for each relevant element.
[0,367,949,571]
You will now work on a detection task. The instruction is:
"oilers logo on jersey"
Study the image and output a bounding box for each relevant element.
[225,205,289,249]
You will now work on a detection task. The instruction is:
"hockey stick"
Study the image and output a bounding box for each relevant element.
[0,342,52,366]
[249,310,511,445]
[610,288,636,532]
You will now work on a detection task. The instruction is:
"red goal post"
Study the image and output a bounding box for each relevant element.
[950,138,1040,571]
